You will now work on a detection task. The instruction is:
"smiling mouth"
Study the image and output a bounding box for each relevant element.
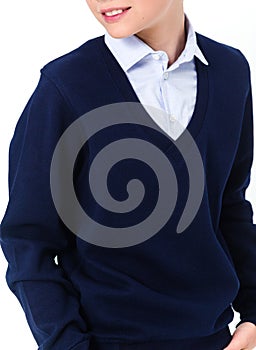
[101,6,131,16]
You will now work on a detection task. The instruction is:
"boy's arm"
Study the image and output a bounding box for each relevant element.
[0,73,91,350]
[219,52,256,328]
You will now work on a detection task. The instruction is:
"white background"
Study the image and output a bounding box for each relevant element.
[0,0,256,348]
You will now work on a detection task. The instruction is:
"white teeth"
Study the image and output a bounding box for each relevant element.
[105,9,124,16]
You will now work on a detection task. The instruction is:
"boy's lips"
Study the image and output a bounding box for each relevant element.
[100,6,131,23]
[100,6,131,14]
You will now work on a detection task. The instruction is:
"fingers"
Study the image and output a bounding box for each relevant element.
[223,322,256,350]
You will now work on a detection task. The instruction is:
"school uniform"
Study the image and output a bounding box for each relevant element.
[1,14,255,350]
[104,15,209,140]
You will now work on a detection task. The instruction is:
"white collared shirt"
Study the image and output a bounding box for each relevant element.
[104,14,209,140]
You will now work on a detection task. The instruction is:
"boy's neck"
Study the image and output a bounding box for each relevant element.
[135,6,186,68]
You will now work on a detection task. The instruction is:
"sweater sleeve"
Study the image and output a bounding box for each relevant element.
[0,72,91,349]
[219,55,256,328]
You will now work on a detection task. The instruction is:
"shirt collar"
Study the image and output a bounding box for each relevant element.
[104,14,209,72]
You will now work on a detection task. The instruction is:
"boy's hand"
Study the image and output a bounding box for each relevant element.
[223,322,256,350]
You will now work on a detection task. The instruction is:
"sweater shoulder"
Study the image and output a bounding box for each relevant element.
[40,35,103,84]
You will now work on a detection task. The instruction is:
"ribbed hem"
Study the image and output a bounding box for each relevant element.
[89,326,232,350]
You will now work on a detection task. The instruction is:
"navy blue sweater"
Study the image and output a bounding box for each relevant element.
[1,32,256,350]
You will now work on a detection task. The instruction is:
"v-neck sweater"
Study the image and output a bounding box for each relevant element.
[103,14,209,141]
[0,32,255,350]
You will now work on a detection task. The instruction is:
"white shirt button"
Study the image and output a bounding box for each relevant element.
[163,72,169,80]
[152,53,160,60]
[169,115,176,122]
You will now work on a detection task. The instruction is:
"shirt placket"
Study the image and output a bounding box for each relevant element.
[158,55,177,137]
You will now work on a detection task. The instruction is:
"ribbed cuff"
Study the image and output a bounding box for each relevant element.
[70,338,91,350]
[236,318,256,328]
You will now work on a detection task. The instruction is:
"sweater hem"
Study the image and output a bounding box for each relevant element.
[89,326,232,350]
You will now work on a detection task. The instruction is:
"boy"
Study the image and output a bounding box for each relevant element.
[1,0,256,349]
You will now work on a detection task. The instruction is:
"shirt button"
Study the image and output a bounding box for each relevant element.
[170,115,176,122]
[152,53,160,60]
[163,72,169,80]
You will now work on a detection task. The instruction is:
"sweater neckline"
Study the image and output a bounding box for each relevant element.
[96,33,209,156]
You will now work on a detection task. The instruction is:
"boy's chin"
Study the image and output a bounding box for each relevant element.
[105,29,134,39]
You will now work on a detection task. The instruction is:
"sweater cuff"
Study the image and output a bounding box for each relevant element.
[70,338,91,350]
[236,317,256,328]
